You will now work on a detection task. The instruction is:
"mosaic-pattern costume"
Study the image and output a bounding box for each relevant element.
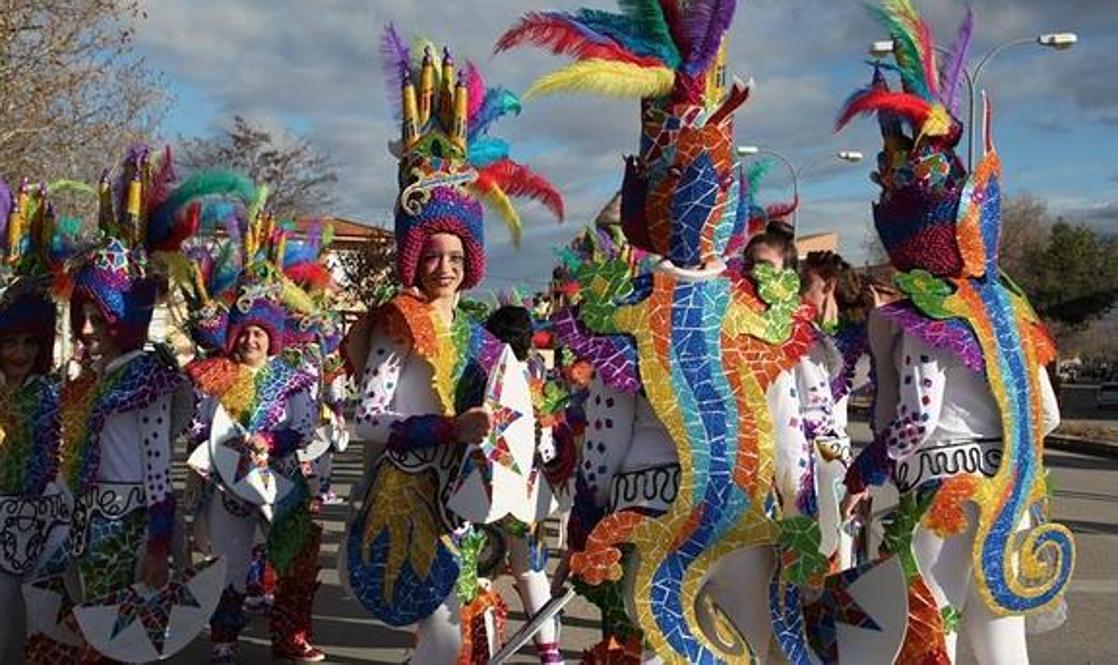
[188,354,318,652]
[500,3,821,661]
[58,147,205,663]
[62,350,185,599]
[348,294,504,661]
[343,25,563,664]
[0,178,75,662]
[171,174,331,661]
[832,1,1075,661]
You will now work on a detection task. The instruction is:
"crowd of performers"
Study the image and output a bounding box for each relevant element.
[0,0,1077,663]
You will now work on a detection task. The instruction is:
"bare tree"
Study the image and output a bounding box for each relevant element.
[998,194,1052,289]
[177,116,338,220]
[0,1,169,183]
[334,226,400,311]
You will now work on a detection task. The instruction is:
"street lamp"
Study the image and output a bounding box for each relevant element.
[868,31,1078,167]
[734,146,863,234]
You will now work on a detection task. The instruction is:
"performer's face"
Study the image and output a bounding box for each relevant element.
[748,243,785,271]
[418,233,465,299]
[801,270,832,309]
[0,332,39,384]
[235,325,271,368]
[76,301,120,361]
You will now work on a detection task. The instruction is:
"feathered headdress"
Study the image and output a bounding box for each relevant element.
[280,220,342,353]
[383,24,564,290]
[0,177,85,373]
[836,0,976,276]
[498,0,751,267]
[157,169,318,356]
[66,145,202,351]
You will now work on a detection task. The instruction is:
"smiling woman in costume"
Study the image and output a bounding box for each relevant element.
[343,25,563,664]
[175,177,326,664]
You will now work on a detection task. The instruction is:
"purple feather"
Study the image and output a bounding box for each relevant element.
[379,23,411,119]
[940,6,974,116]
[0,178,11,247]
[681,0,736,76]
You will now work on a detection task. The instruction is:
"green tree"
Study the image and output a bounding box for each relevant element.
[1026,222,1118,329]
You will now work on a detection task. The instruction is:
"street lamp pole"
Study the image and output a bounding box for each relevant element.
[735,146,863,234]
[869,32,1077,168]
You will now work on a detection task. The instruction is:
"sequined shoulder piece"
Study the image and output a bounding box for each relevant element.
[60,352,186,494]
[552,306,641,394]
[877,300,985,374]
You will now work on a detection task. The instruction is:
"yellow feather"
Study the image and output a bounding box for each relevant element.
[473,184,522,247]
[525,60,675,100]
[918,103,952,142]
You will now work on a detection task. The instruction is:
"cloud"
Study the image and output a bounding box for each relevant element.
[131,0,1117,285]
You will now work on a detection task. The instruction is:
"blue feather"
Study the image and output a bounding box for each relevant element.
[468,87,521,140]
[468,137,510,167]
[282,240,318,269]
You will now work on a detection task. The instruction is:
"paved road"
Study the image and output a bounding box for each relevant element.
[5,431,1117,663]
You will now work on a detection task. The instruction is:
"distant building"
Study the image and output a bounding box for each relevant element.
[794,231,838,258]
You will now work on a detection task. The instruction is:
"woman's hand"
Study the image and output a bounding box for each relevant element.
[841,488,870,521]
[454,407,492,443]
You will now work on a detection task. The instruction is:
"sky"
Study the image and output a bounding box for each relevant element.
[133,0,1118,294]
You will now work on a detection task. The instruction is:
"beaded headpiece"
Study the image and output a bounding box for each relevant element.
[383,25,564,290]
[836,0,974,276]
[67,146,199,351]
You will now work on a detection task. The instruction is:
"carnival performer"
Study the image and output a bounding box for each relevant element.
[794,250,881,568]
[59,147,198,662]
[315,349,348,506]
[343,26,563,664]
[837,2,1074,662]
[0,179,79,662]
[482,304,574,664]
[500,3,821,662]
[181,187,325,663]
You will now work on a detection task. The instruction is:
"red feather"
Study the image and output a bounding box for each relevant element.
[151,200,200,252]
[285,263,335,291]
[765,196,799,224]
[835,88,930,131]
[477,159,565,222]
[495,12,663,68]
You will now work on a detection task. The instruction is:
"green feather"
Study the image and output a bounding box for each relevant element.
[617,0,680,62]
[47,179,97,197]
[868,3,931,100]
[158,170,256,230]
[745,158,774,193]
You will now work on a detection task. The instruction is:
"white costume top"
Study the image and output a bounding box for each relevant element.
[355,326,441,445]
[96,351,174,515]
